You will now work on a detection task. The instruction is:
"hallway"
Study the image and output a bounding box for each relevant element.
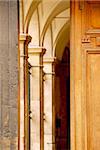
[19,0,70,149]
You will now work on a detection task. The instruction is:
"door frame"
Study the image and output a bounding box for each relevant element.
[70,1,83,150]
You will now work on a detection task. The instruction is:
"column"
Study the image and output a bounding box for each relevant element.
[19,34,32,150]
[43,57,56,150]
[28,47,46,150]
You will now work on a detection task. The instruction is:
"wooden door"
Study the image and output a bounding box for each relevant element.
[71,1,100,150]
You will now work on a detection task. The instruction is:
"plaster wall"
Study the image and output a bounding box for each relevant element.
[0,1,18,149]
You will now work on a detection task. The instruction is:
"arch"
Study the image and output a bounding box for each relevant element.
[40,1,70,46]
[54,21,70,60]
[24,0,41,33]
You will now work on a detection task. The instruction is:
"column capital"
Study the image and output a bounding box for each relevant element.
[28,46,46,56]
[43,57,56,76]
[19,33,32,44]
[43,57,56,64]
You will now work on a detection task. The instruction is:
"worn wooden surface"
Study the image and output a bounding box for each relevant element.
[71,1,100,150]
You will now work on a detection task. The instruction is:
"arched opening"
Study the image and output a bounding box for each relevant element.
[21,0,70,149]
[55,47,70,150]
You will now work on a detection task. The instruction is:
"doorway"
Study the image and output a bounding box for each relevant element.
[55,47,70,150]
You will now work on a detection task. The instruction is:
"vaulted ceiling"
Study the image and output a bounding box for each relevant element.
[20,0,70,60]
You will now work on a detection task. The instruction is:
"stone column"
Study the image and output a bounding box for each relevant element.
[43,57,56,150]
[19,34,32,150]
[28,47,46,150]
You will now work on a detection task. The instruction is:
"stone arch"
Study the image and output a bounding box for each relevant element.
[24,0,41,33]
[54,21,70,60]
[40,1,70,46]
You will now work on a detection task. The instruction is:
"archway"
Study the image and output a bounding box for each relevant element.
[20,0,70,149]
[55,47,70,150]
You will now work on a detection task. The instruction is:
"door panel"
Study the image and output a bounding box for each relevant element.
[83,49,100,150]
[87,53,100,150]
[86,2,100,30]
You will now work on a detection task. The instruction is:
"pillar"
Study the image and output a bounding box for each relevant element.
[28,47,46,150]
[43,57,56,150]
[19,34,32,150]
